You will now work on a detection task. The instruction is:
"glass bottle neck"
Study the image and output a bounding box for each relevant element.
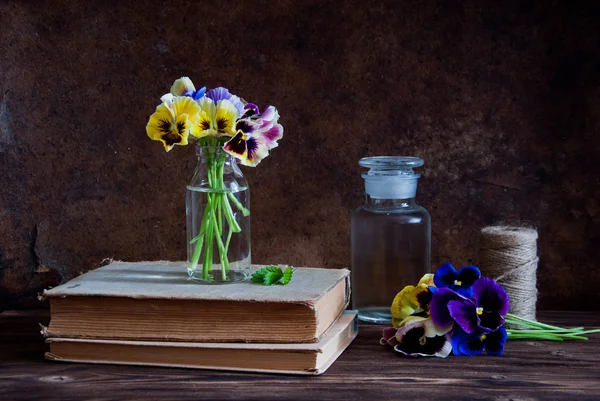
[197,145,236,164]
[365,195,416,209]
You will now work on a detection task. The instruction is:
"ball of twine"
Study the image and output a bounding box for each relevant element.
[479,226,539,321]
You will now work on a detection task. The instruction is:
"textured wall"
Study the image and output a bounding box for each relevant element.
[1,1,598,310]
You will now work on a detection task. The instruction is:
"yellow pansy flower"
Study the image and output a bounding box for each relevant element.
[194,97,239,139]
[146,94,200,152]
[391,273,434,327]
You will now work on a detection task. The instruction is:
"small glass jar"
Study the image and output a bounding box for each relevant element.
[351,156,431,324]
[186,145,251,283]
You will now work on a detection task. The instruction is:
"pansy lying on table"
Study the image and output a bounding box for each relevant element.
[381,264,600,358]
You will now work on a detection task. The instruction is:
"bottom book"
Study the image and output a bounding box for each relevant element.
[45,311,358,375]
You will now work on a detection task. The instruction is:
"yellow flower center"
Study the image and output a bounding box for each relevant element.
[476,307,484,315]
[419,336,426,346]
[480,334,487,341]
[454,280,462,286]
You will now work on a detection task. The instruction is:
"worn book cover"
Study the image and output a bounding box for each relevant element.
[43,261,350,343]
[45,311,358,375]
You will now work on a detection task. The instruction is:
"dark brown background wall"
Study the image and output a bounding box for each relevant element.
[1,1,599,310]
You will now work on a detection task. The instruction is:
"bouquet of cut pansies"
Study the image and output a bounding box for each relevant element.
[146,77,283,281]
[381,263,600,357]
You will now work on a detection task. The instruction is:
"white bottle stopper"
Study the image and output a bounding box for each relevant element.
[359,156,423,199]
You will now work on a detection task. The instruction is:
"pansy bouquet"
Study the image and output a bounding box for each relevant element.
[381,264,509,357]
[381,264,600,357]
[146,77,283,281]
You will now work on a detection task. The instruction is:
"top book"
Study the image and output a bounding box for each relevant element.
[43,261,350,343]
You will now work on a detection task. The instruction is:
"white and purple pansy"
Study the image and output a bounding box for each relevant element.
[380,319,452,358]
[223,103,283,167]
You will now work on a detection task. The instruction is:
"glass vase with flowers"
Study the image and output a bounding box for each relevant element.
[146,77,283,283]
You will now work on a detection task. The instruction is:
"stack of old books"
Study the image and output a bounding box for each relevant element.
[42,261,356,375]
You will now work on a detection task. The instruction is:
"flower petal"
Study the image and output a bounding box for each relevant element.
[146,102,190,152]
[380,327,399,346]
[195,97,216,137]
[393,321,452,358]
[484,327,508,356]
[206,87,232,102]
[448,299,478,333]
[192,87,206,100]
[172,96,200,124]
[429,288,461,327]
[473,277,510,316]
[243,103,260,117]
[260,123,283,150]
[398,316,451,337]
[170,77,195,96]
[451,327,485,356]
[244,136,269,166]
[390,285,421,326]
[206,87,244,115]
[418,274,435,287]
[223,132,247,159]
[433,263,458,288]
[223,134,269,167]
[479,312,505,332]
[214,100,239,137]
[456,265,481,287]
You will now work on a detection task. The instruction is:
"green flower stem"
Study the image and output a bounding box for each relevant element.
[216,191,223,237]
[228,192,250,216]
[189,188,213,272]
[225,228,233,261]
[505,313,599,342]
[575,329,600,335]
[202,198,214,280]
[222,195,241,232]
[506,314,566,330]
[188,143,245,281]
[208,196,230,279]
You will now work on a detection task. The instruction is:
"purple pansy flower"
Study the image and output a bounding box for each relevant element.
[206,87,245,115]
[448,277,510,334]
[433,263,481,297]
[451,326,507,356]
[429,287,462,327]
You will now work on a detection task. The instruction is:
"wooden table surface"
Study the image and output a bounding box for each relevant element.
[1,310,599,400]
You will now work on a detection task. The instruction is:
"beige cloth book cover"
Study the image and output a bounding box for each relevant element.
[43,261,351,343]
[45,311,359,375]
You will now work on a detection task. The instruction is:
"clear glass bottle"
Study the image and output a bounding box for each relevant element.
[186,145,251,283]
[351,156,431,324]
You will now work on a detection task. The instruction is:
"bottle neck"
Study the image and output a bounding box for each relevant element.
[197,145,236,165]
[365,195,416,209]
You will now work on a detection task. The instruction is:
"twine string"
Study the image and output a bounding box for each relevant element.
[479,226,538,322]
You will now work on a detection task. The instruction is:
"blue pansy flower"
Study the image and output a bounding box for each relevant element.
[433,263,481,297]
[451,326,507,356]
[448,277,510,333]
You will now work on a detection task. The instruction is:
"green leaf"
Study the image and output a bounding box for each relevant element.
[279,266,293,285]
[251,265,294,286]
[263,270,283,285]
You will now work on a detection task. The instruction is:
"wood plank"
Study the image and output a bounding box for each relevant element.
[1,310,599,400]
